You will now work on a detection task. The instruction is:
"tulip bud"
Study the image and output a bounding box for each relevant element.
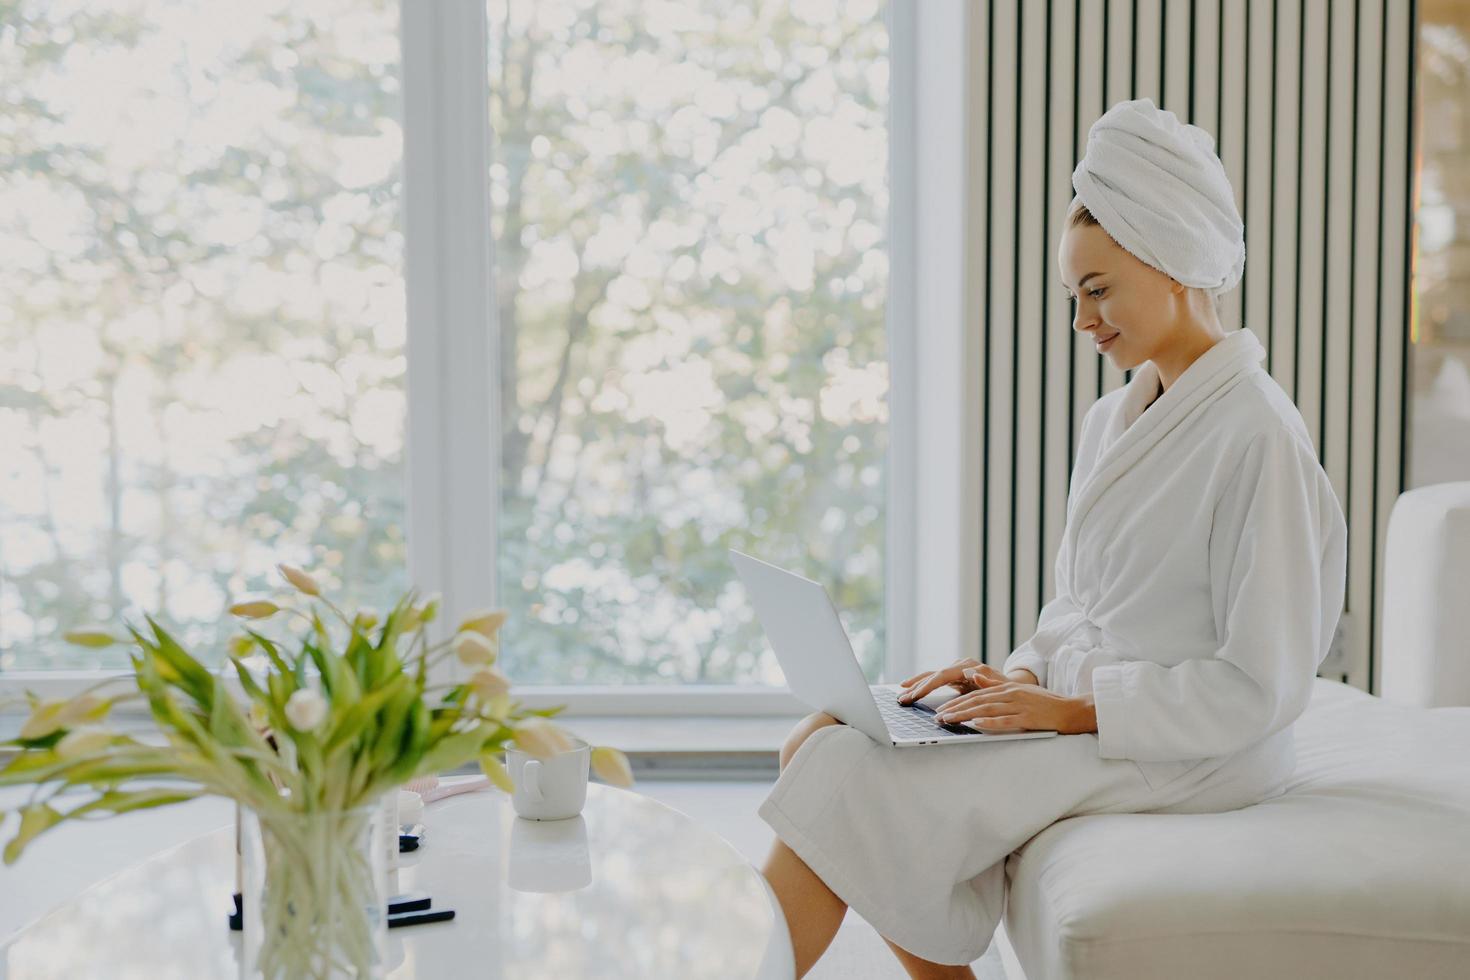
[397,605,422,633]
[277,564,321,597]
[482,692,513,721]
[19,695,105,740]
[227,634,255,659]
[458,608,508,639]
[416,593,441,624]
[591,746,634,788]
[229,600,280,620]
[62,628,117,648]
[353,607,380,630]
[453,631,497,667]
[284,689,329,732]
[479,753,515,794]
[467,667,511,700]
[55,726,115,759]
[511,717,575,760]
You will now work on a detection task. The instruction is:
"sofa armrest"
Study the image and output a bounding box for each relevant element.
[1379,482,1470,708]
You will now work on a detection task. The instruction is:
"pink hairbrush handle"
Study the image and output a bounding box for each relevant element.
[420,776,492,804]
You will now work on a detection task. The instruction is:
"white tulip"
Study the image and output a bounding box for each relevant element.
[591,746,634,788]
[277,563,321,597]
[453,630,498,666]
[467,667,511,700]
[512,718,575,760]
[284,689,329,732]
[55,726,116,759]
[19,696,104,740]
[458,608,508,639]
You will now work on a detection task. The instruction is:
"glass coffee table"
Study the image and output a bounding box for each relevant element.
[0,782,794,978]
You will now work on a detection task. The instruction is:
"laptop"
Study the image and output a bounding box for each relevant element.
[729,549,1058,748]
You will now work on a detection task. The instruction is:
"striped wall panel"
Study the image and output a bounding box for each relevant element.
[971,0,1419,694]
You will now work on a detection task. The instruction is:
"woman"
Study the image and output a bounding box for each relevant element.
[757,98,1349,979]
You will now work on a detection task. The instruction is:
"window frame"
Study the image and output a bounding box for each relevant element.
[1,0,945,722]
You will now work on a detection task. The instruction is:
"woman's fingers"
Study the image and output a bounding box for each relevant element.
[897,672,941,702]
[938,700,1017,724]
[970,715,1026,732]
[962,666,1006,687]
[935,689,1003,716]
[898,668,958,703]
[899,659,986,702]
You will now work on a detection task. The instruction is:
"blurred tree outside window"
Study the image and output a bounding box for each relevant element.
[0,0,409,672]
[1410,0,1470,488]
[489,0,891,685]
[0,0,890,687]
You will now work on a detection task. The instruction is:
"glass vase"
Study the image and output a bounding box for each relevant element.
[241,801,389,980]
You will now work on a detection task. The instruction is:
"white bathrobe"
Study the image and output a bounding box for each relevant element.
[1003,326,1348,788]
[757,327,1349,966]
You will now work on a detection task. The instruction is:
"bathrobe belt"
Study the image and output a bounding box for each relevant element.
[1031,609,1103,658]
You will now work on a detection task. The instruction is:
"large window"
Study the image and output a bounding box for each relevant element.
[488,0,891,685]
[1410,0,1470,488]
[0,0,892,690]
[0,0,408,671]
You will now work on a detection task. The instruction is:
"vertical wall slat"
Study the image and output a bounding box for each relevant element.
[1296,0,1328,457]
[1101,0,1133,397]
[1072,0,1105,477]
[1370,0,1412,694]
[1218,0,1246,335]
[1347,0,1384,690]
[984,0,1019,663]
[1012,0,1048,655]
[1043,0,1080,609]
[1323,0,1356,519]
[1269,0,1303,396]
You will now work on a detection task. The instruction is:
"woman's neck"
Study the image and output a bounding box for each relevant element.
[1152,321,1227,391]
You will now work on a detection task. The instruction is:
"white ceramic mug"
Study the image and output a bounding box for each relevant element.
[505,737,590,820]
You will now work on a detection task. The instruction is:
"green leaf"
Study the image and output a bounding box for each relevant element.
[415,723,494,776]
[4,804,63,865]
[244,629,293,681]
[64,788,202,822]
[322,672,409,760]
[207,676,260,751]
[143,614,215,708]
[387,700,431,782]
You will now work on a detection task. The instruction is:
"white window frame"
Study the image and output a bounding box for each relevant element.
[3,0,982,723]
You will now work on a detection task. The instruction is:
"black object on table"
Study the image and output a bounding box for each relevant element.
[388,908,456,928]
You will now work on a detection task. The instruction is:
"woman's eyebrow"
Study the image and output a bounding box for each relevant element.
[1062,272,1104,292]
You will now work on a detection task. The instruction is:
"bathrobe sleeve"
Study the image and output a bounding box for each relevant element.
[1090,424,1346,763]
[1003,592,1083,688]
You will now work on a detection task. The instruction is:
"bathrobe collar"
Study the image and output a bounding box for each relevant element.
[1065,328,1267,579]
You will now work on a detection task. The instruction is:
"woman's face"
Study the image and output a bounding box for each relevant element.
[1058,222,1189,372]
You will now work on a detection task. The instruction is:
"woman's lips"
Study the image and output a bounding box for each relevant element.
[1095,331,1119,351]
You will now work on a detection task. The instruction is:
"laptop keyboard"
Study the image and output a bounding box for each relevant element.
[873,686,977,739]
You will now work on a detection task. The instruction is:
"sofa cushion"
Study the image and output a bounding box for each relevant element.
[1003,678,1470,979]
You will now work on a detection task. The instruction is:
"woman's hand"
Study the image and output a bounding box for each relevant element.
[931,674,1092,734]
[897,660,1007,704]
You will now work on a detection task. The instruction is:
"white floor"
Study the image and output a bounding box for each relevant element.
[0,781,1022,979]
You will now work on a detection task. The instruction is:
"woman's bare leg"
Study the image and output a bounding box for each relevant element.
[762,836,848,978]
[881,937,978,980]
[761,712,851,976]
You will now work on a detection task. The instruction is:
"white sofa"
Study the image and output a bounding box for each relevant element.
[1002,483,1470,979]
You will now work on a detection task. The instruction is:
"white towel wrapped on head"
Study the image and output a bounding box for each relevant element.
[1070,97,1244,299]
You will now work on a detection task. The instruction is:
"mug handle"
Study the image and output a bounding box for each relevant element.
[525,759,543,802]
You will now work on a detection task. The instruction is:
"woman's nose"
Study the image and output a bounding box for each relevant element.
[1072,306,1098,335]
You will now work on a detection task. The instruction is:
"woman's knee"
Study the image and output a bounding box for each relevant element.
[780,711,844,771]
